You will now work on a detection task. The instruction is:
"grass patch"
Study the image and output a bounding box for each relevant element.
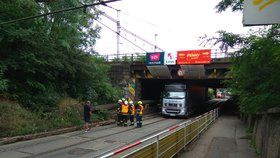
[0,101,40,137]
[0,98,113,138]
[245,127,260,156]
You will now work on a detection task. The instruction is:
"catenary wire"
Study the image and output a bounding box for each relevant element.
[0,0,120,25]
[100,12,165,52]
[95,19,147,52]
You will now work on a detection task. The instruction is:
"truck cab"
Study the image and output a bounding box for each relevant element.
[162,84,192,117]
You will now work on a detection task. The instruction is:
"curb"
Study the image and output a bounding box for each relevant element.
[0,104,158,146]
[0,119,116,145]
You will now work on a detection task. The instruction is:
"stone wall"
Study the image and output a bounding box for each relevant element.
[251,108,280,158]
[108,62,131,87]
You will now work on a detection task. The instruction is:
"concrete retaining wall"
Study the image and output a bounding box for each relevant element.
[243,108,280,158]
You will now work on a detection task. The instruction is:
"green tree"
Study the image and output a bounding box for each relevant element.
[209,0,280,114]
[0,0,120,110]
[215,0,243,12]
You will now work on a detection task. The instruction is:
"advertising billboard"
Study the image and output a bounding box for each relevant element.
[146,52,164,66]
[164,52,177,65]
[243,0,280,26]
[177,49,211,65]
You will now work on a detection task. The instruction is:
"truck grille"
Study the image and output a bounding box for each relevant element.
[166,109,181,114]
[168,103,177,107]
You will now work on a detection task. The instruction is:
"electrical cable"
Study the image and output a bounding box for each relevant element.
[100,12,165,52]
[0,0,120,25]
[102,13,118,23]
[95,19,147,52]
[120,27,164,52]
[101,4,159,28]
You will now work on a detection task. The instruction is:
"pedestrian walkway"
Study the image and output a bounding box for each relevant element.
[179,115,258,158]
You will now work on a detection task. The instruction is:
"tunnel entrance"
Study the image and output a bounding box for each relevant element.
[138,78,228,115]
[138,78,228,100]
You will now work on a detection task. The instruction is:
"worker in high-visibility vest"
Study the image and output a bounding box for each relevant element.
[116,99,122,126]
[121,100,129,127]
[128,100,135,126]
[135,101,144,128]
[119,98,126,126]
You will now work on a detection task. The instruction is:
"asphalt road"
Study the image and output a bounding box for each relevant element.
[0,114,185,158]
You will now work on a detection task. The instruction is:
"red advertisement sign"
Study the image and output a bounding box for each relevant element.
[177,49,211,65]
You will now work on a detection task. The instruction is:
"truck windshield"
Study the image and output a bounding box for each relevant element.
[165,92,185,99]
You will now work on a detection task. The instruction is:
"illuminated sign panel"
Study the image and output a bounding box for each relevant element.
[146,52,164,66]
[177,49,211,65]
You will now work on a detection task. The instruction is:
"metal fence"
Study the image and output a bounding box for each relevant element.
[97,53,146,62]
[97,50,234,62]
[98,108,219,158]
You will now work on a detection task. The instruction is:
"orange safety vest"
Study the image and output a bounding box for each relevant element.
[121,104,129,114]
[137,105,144,115]
[130,105,135,115]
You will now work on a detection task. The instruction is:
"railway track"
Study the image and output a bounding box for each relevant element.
[0,113,159,152]
[0,113,186,158]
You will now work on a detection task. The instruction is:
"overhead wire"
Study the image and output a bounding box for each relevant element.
[0,0,147,53]
[120,26,164,52]
[100,4,159,28]
[100,12,165,52]
[95,19,147,52]
[0,0,120,25]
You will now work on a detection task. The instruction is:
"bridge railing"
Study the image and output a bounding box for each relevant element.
[97,53,146,62]
[97,50,234,62]
[98,108,219,158]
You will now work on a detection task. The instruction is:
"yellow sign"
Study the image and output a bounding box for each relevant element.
[243,0,280,26]
[253,0,278,11]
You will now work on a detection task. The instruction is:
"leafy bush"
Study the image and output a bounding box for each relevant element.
[229,35,280,114]
[91,108,111,122]
[0,99,113,138]
[57,97,83,126]
[0,101,39,137]
[208,88,215,99]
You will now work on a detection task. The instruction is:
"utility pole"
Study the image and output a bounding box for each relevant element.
[154,33,158,52]
[116,9,120,59]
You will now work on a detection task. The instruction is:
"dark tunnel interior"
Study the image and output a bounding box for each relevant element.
[139,78,228,100]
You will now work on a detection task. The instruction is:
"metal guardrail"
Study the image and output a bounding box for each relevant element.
[97,53,146,62]
[98,108,219,158]
[97,50,235,62]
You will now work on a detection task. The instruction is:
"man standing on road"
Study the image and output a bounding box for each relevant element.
[84,101,92,132]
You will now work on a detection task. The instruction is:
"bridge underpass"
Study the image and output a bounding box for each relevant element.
[0,61,237,158]
[139,78,228,101]
[108,60,231,101]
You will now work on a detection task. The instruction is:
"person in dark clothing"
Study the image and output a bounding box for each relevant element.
[84,101,92,132]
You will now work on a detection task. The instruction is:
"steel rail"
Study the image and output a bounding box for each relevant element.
[98,108,219,158]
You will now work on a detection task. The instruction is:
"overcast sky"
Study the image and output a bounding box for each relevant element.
[94,0,251,55]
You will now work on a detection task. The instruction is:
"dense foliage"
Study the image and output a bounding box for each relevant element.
[228,27,280,114]
[0,0,121,111]
[212,0,280,114]
[215,0,243,12]
[0,99,112,137]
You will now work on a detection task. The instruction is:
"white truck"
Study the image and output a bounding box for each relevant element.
[162,83,206,117]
